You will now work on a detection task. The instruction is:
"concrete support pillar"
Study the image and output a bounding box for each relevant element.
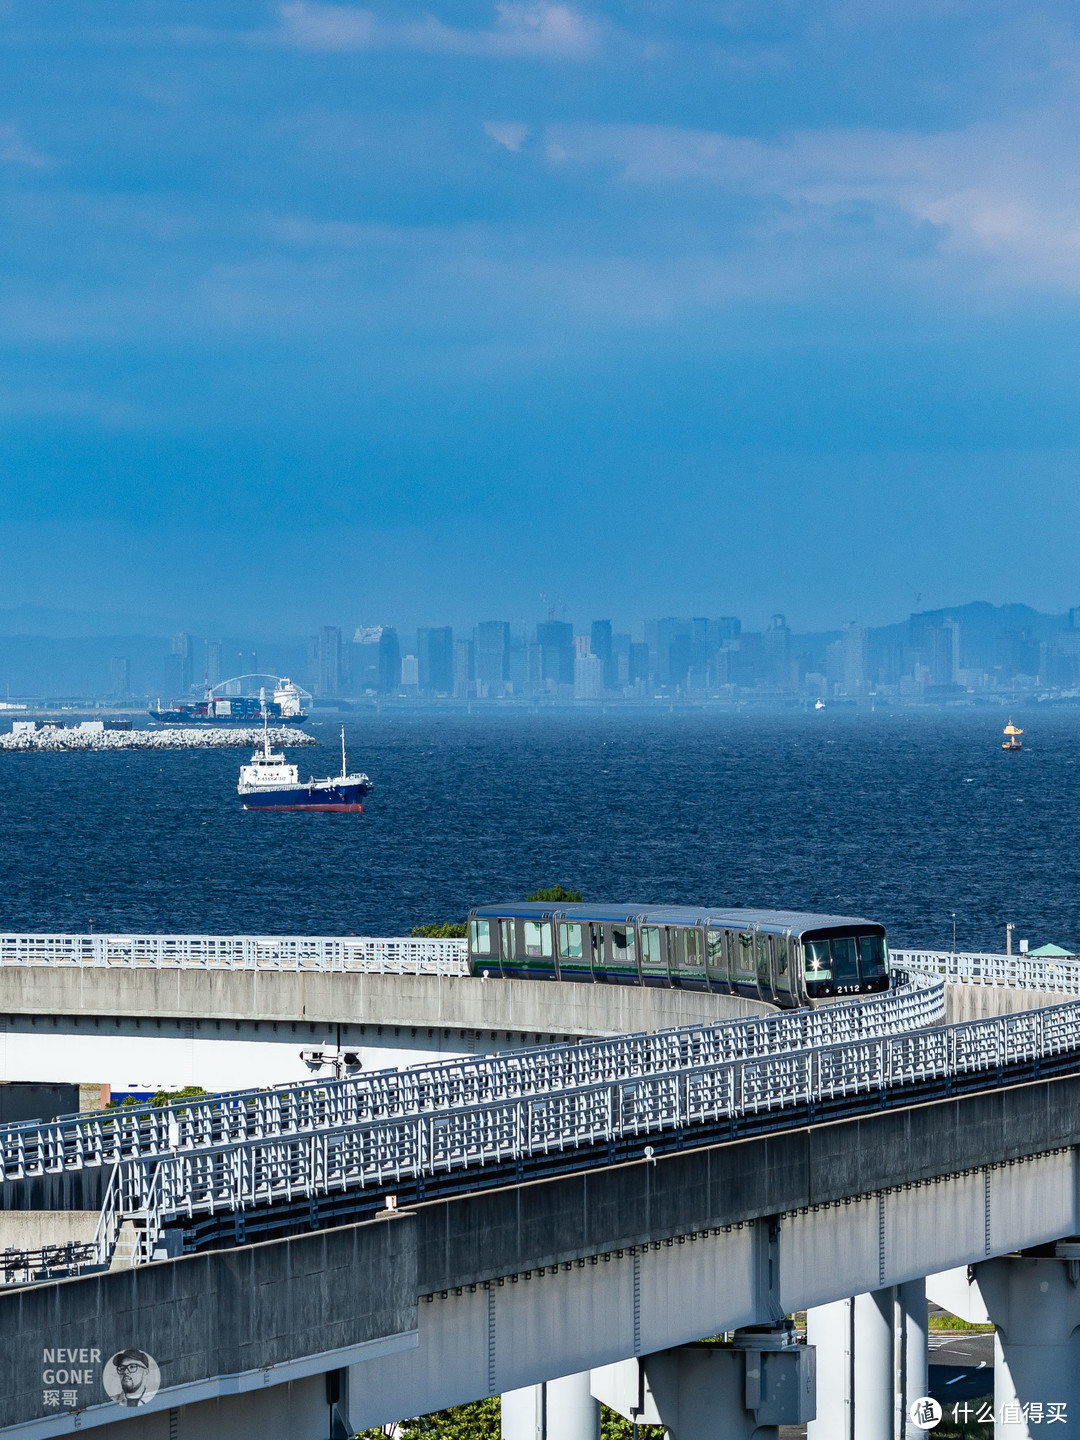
[854,1288,895,1440]
[806,1298,852,1440]
[806,1289,894,1440]
[975,1251,1080,1440]
[501,1372,599,1440]
[501,1383,542,1440]
[546,1371,600,1440]
[897,1278,929,1440]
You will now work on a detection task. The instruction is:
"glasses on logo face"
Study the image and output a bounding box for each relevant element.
[117,1363,146,1376]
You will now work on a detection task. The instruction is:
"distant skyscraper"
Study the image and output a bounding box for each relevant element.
[764,614,792,687]
[378,628,401,694]
[400,654,420,692]
[317,626,341,697]
[417,627,454,694]
[475,622,511,697]
[628,642,650,688]
[205,640,222,689]
[166,632,193,695]
[349,627,383,694]
[574,651,604,700]
[109,657,130,698]
[842,623,869,695]
[927,625,955,687]
[453,638,473,699]
[536,621,574,687]
[591,620,617,689]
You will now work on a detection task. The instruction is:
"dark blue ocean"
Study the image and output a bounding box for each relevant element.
[0,710,1077,953]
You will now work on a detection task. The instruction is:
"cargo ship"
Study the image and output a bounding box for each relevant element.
[151,679,309,727]
[238,725,372,812]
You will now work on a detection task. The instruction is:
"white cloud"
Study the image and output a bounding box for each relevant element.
[540,108,1080,294]
[484,120,529,151]
[276,2,598,58]
[0,123,50,168]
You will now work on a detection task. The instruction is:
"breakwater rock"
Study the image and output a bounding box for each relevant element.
[0,725,318,753]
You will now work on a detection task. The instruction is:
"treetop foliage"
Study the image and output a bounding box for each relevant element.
[526,884,583,903]
[410,922,468,938]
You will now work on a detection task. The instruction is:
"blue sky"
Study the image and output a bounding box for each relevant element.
[3,0,1080,633]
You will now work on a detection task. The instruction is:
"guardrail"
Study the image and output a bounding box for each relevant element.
[104,988,1080,1267]
[0,1240,98,1286]
[896,948,1080,994]
[0,932,469,975]
[0,971,943,1186]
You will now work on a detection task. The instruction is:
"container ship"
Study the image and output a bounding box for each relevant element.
[238,725,372,812]
[150,679,308,727]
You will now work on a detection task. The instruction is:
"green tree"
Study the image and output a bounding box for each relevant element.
[354,1400,663,1439]
[601,1407,664,1439]
[410,922,468,939]
[355,1397,500,1439]
[526,884,583,903]
[151,1085,208,1108]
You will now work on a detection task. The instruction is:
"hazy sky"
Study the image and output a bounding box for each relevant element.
[4,1,1080,634]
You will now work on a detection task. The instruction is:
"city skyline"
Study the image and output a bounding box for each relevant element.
[5,598,1079,702]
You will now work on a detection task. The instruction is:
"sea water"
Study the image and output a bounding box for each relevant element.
[0,708,1074,953]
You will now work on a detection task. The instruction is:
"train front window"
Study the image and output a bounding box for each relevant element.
[804,941,831,980]
[524,921,552,958]
[859,935,888,979]
[558,923,583,960]
[832,937,859,984]
[470,920,492,956]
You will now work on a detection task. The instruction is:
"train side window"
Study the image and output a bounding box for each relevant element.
[500,920,513,961]
[832,937,859,983]
[470,920,492,956]
[804,940,831,979]
[640,926,664,969]
[707,928,725,974]
[775,935,789,974]
[558,923,583,960]
[683,929,704,967]
[736,932,754,981]
[756,935,769,983]
[608,925,635,963]
[524,921,552,958]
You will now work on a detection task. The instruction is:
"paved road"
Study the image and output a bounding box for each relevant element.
[930,1329,994,1405]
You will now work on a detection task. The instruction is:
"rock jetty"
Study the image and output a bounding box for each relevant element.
[0,724,317,753]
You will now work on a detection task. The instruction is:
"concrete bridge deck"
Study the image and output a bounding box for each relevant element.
[3,1064,1079,1436]
[2,937,1079,1438]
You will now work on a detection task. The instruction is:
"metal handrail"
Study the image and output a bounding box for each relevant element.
[95,989,1080,1262]
[0,971,943,1182]
[0,932,470,975]
[896,947,1080,994]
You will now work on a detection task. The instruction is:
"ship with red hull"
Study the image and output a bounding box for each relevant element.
[239,725,373,813]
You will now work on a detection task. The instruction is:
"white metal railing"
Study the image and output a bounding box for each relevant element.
[94,988,1080,1266]
[0,970,943,1187]
[0,932,469,976]
[896,948,1080,995]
